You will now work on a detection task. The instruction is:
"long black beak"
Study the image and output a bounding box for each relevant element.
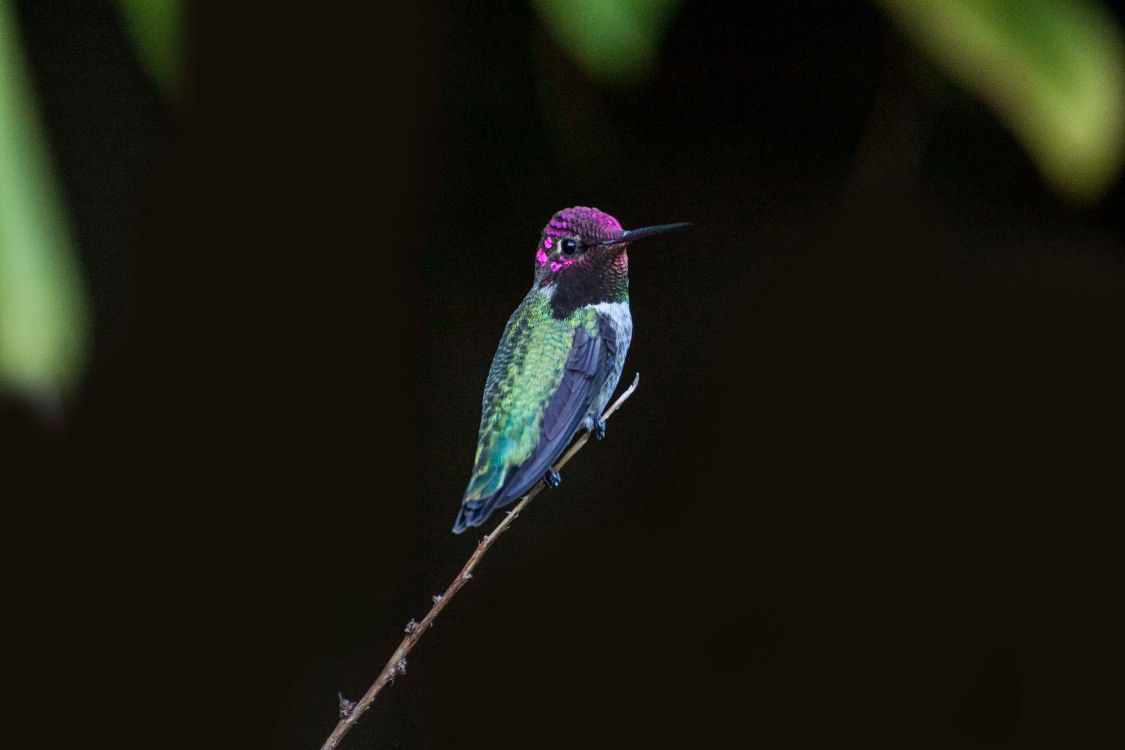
[613,222,693,244]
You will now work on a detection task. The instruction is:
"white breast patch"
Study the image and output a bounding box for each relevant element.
[589,301,633,351]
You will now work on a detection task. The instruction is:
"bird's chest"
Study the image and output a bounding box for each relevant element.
[581,301,632,419]
[587,301,633,359]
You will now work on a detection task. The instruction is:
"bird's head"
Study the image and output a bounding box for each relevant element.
[533,206,690,310]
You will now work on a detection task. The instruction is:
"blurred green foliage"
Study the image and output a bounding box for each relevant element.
[537,0,1125,201]
[878,0,1125,201]
[532,0,682,86]
[116,0,181,94]
[0,2,88,393]
[0,1,178,397]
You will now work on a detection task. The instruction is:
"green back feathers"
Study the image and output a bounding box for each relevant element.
[464,291,597,502]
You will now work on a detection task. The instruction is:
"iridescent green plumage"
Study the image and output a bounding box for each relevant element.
[463,291,598,502]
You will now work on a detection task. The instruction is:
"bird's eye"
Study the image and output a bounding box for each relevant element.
[561,238,580,256]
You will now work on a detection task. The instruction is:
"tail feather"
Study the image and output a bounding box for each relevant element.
[453,495,503,534]
[452,476,535,533]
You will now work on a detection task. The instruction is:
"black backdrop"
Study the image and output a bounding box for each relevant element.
[5,2,1123,747]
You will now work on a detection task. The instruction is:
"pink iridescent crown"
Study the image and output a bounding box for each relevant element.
[541,207,624,244]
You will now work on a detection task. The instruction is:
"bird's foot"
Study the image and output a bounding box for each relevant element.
[592,419,606,441]
[543,469,561,488]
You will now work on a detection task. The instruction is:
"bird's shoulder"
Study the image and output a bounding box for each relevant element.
[480,290,572,413]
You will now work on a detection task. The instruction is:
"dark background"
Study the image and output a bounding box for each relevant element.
[5,2,1122,747]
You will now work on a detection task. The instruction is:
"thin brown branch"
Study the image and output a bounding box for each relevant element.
[320,373,641,750]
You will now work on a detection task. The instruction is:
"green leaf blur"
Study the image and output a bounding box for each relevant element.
[878,0,1125,201]
[533,0,682,86]
[116,0,181,94]
[0,2,88,393]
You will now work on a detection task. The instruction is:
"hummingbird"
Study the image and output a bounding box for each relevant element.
[453,206,690,534]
